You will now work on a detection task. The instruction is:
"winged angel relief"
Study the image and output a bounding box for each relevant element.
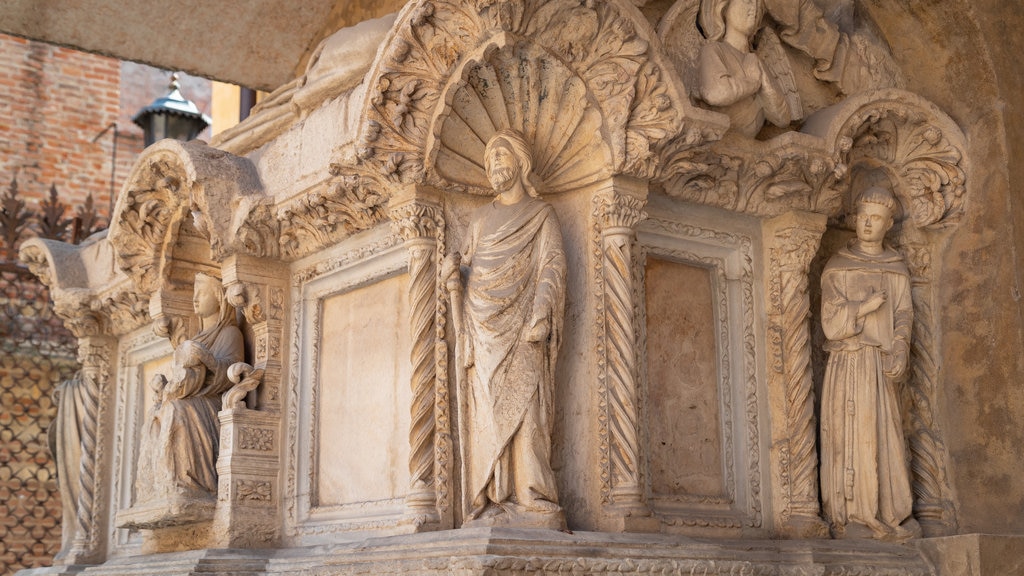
[661,0,903,138]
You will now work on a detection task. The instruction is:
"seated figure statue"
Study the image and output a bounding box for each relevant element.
[123,272,244,527]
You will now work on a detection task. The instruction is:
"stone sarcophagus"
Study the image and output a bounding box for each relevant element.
[19,0,987,574]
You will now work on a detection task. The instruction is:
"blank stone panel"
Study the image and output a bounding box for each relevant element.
[643,257,724,499]
[316,274,411,507]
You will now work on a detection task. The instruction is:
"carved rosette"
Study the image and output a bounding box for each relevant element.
[593,188,650,519]
[763,212,829,538]
[389,198,445,527]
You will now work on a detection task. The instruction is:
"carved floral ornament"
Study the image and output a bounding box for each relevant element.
[108,139,268,295]
[19,238,150,338]
[336,0,726,195]
[660,89,967,226]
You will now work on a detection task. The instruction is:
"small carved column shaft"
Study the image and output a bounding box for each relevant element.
[69,334,116,565]
[896,232,959,536]
[763,211,829,538]
[215,255,289,548]
[390,192,443,529]
[593,182,656,531]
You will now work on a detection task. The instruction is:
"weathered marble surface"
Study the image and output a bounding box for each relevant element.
[17,0,1024,574]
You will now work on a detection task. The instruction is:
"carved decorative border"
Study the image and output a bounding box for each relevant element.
[286,228,412,539]
[110,329,170,553]
[636,216,761,530]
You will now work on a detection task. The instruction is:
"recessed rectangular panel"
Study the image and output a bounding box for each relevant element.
[316,274,411,507]
[644,257,724,499]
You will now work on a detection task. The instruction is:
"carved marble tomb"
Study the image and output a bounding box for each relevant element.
[20,0,1024,574]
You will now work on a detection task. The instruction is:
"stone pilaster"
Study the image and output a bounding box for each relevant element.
[593,177,658,532]
[211,255,289,547]
[762,211,829,538]
[212,408,280,547]
[389,187,445,530]
[64,334,117,565]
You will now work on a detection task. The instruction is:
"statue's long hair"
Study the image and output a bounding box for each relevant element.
[485,129,540,198]
[698,0,765,42]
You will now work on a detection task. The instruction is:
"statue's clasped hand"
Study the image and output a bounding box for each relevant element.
[180,340,216,370]
[858,289,887,318]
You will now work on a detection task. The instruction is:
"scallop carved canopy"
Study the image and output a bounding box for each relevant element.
[339,0,727,195]
[108,140,265,345]
[108,140,265,296]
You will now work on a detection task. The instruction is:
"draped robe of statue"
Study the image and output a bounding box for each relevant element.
[458,194,566,520]
[137,301,244,506]
[50,372,89,557]
[819,242,914,536]
[698,40,790,138]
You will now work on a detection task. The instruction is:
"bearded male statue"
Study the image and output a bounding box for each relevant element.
[442,129,567,529]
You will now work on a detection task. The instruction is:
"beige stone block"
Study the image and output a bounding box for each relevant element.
[917,534,1024,576]
[644,257,724,499]
[317,274,411,507]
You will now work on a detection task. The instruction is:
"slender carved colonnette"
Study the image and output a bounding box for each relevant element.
[432,216,452,524]
[896,238,958,535]
[593,191,648,511]
[73,338,114,559]
[390,201,443,524]
[764,214,828,537]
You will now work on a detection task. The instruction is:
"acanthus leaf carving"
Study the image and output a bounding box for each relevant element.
[389,201,441,241]
[109,157,187,295]
[595,191,648,231]
[235,201,281,259]
[277,174,389,259]
[845,114,965,229]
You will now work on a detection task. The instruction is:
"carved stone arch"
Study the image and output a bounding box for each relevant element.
[109,139,262,346]
[341,0,726,192]
[803,88,968,228]
[804,87,966,536]
[425,34,613,195]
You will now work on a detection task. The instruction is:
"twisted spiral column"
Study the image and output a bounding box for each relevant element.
[69,336,114,565]
[764,213,828,537]
[390,198,442,527]
[594,188,649,517]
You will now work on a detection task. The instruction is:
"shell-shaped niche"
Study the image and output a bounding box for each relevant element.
[430,42,612,195]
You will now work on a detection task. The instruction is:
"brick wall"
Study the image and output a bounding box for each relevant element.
[0,34,124,215]
[0,33,211,575]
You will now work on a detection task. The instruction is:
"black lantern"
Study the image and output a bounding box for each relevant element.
[132,73,211,147]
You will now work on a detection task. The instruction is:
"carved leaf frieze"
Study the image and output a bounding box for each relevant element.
[278,175,389,259]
